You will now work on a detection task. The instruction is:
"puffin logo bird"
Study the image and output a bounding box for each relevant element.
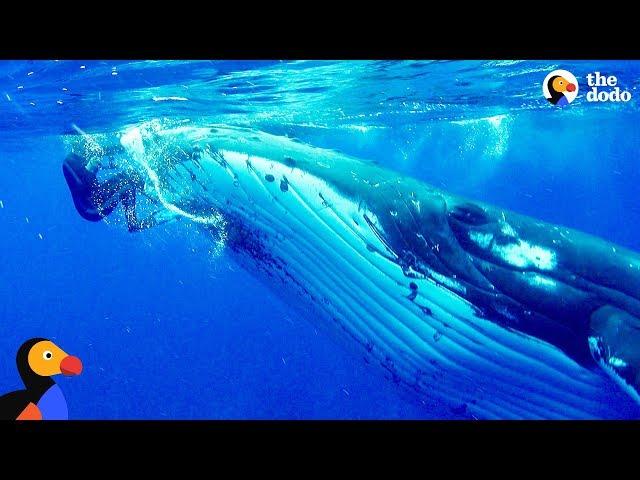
[0,338,83,420]
[546,74,577,106]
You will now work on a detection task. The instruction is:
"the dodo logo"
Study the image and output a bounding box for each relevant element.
[542,70,578,107]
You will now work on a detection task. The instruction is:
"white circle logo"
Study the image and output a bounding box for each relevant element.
[542,69,579,107]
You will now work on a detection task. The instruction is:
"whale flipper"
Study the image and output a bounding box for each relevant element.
[590,305,640,403]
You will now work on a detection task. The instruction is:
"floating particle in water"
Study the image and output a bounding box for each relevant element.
[17,85,23,90]
[27,71,33,76]
[281,357,287,365]
[56,100,63,105]
[80,65,86,69]
[0,200,4,208]
[25,217,29,224]
[5,93,11,101]
[152,96,188,102]
[29,102,36,106]
[342,388,350,397]
[37,233,43,240]
[62,87,68,91]
[264,174,275,182]
[111,71,118,76]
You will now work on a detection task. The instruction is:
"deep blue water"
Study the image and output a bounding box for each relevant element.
[1,60,639,419]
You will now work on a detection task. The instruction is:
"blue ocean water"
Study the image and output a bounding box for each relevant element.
[0,60,639,419]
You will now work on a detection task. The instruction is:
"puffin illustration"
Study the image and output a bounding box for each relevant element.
[547,75,577,106]
[0,338,83,420]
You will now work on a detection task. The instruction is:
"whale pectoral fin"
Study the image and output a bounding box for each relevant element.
[589,305,640,404]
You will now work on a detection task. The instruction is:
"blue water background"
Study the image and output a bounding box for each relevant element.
[0,60,639,418]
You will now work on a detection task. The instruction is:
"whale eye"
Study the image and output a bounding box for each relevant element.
[449,203,490,226]
[43,350,53,360]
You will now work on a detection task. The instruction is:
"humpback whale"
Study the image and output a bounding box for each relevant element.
[64,120,640,419]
